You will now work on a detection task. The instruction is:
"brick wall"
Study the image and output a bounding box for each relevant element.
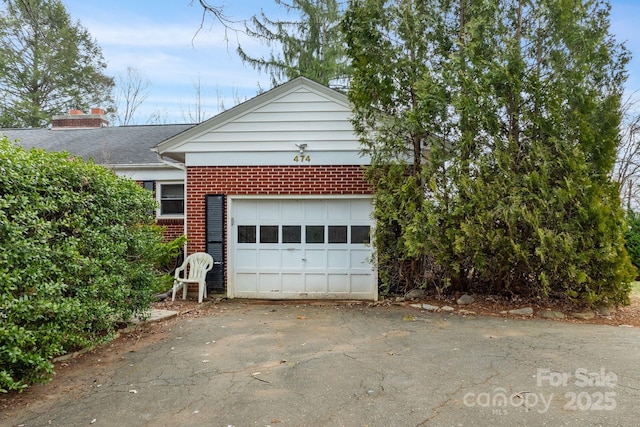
[185,165,372,254]
[157,218,185,241]
[51,117,107,128]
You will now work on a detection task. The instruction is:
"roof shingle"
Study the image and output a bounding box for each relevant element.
[1,124,194,165]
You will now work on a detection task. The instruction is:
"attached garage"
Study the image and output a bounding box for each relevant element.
[229,197,376,299]
[154,76,376,301]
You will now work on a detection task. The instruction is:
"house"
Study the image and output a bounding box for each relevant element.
[1,109,194,241]
[3,77,377,300]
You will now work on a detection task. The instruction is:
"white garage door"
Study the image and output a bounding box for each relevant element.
[230,198,376,300]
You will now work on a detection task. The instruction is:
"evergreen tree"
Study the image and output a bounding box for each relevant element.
[237,0,349,87]
[0,0,114,128]
[344,0,635,305]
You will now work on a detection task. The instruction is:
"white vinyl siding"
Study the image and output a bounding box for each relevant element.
[172,86,368,167]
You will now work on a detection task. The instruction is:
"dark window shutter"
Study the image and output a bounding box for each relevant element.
[205,195,225,291]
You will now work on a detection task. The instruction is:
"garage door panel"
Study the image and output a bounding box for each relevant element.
[304,200,326,220]
[282,274,304,292]
[236,249,258,268]
[231,198,376,300]
[259,274,280,292]
[282,249,304,268]
[350,249,372,269]
[236,201,258,221]
[327,200,349,220]
[304,249,326,268]
[236,274,257,292]
[351,275,372,293]
[281,200,303,219]
[327,250,349,269]
[328,275,349,293]
[258,249,280,267]
[258,201,280,220]
[350,199,372,220]
[305,274,327,292]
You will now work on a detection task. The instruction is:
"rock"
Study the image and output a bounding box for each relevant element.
[405,289,426,299]
[508,307,533,316]
[456,294,474,305]
[440,305,454,312]
[595,305,612,316]
[541,310,566,319]
[572,310,595,320]
[422,304,440,311]
[409,304,423,309]
[395,296,405,302]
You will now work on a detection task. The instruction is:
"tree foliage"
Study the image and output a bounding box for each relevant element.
[0,136,181,392]
[237,0,349,87]
[624,210,640,276]
[344,0,635,306]
[0,0,114,128]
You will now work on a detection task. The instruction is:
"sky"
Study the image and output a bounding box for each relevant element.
[58,0,640,125]
[62,0,282,124]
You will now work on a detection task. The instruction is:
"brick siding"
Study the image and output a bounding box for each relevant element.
[51,116,108,128]
[186,165,372,255]
[157,218,185,241]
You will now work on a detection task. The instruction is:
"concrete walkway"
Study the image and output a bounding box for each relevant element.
[129,308,178,325]
[4,302,640,426]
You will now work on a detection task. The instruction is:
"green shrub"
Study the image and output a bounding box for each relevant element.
[625,210,640,278]
[0,136,182,392]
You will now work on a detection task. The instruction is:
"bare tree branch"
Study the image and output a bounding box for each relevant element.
[190,0,243,45]
[614,92,640,209]
[113,66,151,126]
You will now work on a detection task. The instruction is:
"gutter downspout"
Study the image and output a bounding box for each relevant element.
[153,149,186,171]
[153,149,188,256]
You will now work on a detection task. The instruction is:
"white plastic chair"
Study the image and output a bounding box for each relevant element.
[171,252,214,303]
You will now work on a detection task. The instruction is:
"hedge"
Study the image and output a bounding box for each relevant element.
[0,136,180,392]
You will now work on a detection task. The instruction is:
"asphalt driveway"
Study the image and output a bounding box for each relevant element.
[3,301,640,426]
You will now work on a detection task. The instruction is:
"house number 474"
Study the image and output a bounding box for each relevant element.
[293,155,311,162]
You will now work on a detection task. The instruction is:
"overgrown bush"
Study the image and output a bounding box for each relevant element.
[625,210,640,278]
[0,137,182,392]
[345,0,635,306]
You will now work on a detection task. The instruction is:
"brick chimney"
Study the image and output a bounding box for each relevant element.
[52,108,109,129]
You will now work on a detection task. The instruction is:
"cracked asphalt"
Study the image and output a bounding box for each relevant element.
[5,302,640,426]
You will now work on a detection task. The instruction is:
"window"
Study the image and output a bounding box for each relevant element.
[351,226,371,244]
[328,226,348,243]
[306,226,324,243]
[238,226,256,243]
[260,226,279,243]
[159,183,184,216]
[282,226,301,243]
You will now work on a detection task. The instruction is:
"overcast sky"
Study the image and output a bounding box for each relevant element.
[60,0,640,125]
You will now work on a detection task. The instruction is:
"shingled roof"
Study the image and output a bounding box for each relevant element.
[1,124,194,166]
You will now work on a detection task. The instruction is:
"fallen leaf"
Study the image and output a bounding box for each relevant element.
[297,316,307,320]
